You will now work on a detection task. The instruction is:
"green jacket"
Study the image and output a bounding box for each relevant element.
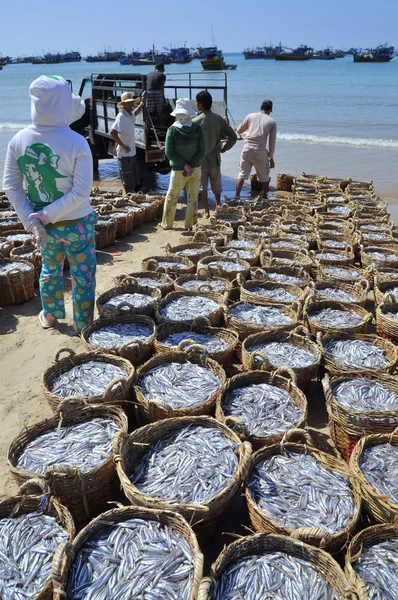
[165,122,206,171]
[193,110,237,169]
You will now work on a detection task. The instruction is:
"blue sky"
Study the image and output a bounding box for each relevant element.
[2,0,396,56]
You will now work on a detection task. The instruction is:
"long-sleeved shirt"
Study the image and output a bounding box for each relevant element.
[165,122,206,171]
[193,109,237,169]
[236,112,277,158]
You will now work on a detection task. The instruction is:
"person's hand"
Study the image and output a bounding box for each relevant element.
[140,96,146,105]
[123,145,131,153]
[218,143,225,153]
[184,164,193,176]
[269,158,275,169]
[32,223,48,250]
[28,210,50,227]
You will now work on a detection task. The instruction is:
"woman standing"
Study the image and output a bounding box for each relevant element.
[161,98,206,230]
[3,75,96,333]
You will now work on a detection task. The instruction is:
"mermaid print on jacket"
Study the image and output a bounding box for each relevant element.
[17,143,66,209]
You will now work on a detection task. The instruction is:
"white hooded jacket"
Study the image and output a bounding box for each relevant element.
[2,75,93,229]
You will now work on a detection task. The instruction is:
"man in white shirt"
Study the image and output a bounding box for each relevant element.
[111,92,145,193]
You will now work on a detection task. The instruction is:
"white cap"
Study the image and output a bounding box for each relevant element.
[170,98,197,117]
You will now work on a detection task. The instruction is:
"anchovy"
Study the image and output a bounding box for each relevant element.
[0,262,32,274]
[161,331,229,352]
[321,266,362,281]
[88,323,153,349]
[229,303,293,326]
[266,272,303,286]
[327,195,346,202]
[384,310,398,321]
[103,293,156,311]
[363,233,393,243]
[130,276,165,289]
[138,362,222,409]
[180,279,228,292]
[249,452,356,533]
[324,339,389,370]
[270,240,305,251]
[66,518,194,600]
[315,288,357,303]
[156,261,192,270]
[333,377,398,411]
[360,224,391,232]
[130,425,239,504]
[178,247,210,257]
[309,308,362,328]
[327,205,351,215]
[228,239,257,249]
[0,512,68,599]
[319,239,348,249]
[383,285,398,300]
[222,383,303,437]
[16,417,119,473]
[205,260,247,272]
[353,538,398,600]
[50,361,129,398]
[248,285,296,303]
[247,341,316,368]
[160,296,219,321]
[360,443,398,505]
[219,249,255,260]
[366,251,398,262]
[315,252,351,261]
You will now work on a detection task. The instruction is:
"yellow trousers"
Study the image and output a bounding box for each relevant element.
[161,167,201,229]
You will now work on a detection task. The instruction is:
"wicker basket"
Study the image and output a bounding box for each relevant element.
[308,279,368,306]
[94,216,118,249]
[263,234,309,253]
[323,372,398,462]
[224,300,301,341]
[245,429,361,553]
[197,255,251,281]
[316,264,368,287]
[113,416,252,537]
[52,506,203,600]
[357,231,395,248]
[260,248,313,273]
[193,223,234,244]
[155,321,238,365]
[374,276,398,306]
[210,206,247,231]
[376,297,398,342]
[174,272,233,301]
[198,532,351,599]
[165,242,213,265]
[212,244,260,267]
[303,296,372,336]
[310,248,355,268]
[216,368,307,449]
[142,254,196,278]
[8,403,128,527]
[10,242,41,279]
[0,219,25,234]
[98,206,134,238]
[114,270,174,297]
[81,314,156,366]
[276,173,295,191]
[250,264,312,289]
[155,290,225,326]
[41,348,135,410]
[0,255,35,307]
[113,198,146,227]
[134,348,226,421]
[96,279,161,318]
[360,245,398,270]
[239,277,307,306]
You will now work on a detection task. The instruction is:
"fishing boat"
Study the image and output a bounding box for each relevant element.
[194,45,223,59]
[334,50,346,58]
[85,51,126,63]
[353,45,394,62]
[243,45,279,59]
[201,55,226,70]
[61,51,81,62]
[31,53,62,64]
[312,49,335,60]
[275,45,313,60]
[168,47,193,63]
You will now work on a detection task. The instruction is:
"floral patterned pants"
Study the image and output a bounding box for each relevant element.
[161,167,201,229]
[40,212,97,332]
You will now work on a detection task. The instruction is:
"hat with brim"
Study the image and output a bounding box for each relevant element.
[170,98,197,117]
[117,92,141,108]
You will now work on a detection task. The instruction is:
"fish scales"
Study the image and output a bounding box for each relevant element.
[50,361,129,398]
[88,323,153,349]
[160,296,219,321]
[130,425,239,504]
[353,538,398,600]
[310,307,362,328]
[334,378,398,411]
[246,341,316,368]
[230,303,293,326]
[249,452,356,533]
[359,443,398,504]
[104,292,156,311]
[325,339,389,369]
[161,332,229,352]
[180,279,227,292]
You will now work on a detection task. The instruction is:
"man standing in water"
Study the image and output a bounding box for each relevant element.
[235,99,276,198]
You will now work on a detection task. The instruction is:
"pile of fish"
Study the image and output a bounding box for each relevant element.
[353,538,398,600]
[137,362,222,409]
[129,425,239,504]
[383,285,398,300]
[103,292,156,311]
[229,303,294,326]
[266,272,303,286]
[359,443,398,504]
[384,310,398,320]
[315,288,357,303]
[179,279,228,292]
[229,239,257,249]
[156,260,192,271]
[66,518,194,600]
[159,296,219,321]
[315,252,350,262]
[179,247,210,257]
[321,266,363,281]
[16,417,119,473]
[213,552,342,600]
[2,233,32,243]
[363,233,393,243]
[269,240,304,250]
[247,285,296,303]
[328,206,351,215]
[249,452,356,533]
[206,260,247,273]
[222,383,303,437]
[50,361,129,398]
[309,307,362,328]
[0,262,32,275]
[0,512,68,599]
[324,339,389,370]
[333,378,398,411]
[246,341,316,368]
[88,323,153,349]
[366,251,398,262]
[130,276,165,289]
[320,239,347,249]
[161,331,229,353]
[219,249,254,260]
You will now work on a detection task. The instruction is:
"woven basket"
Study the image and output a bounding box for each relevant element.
[113,416,252,537]
[98,206,134,238]
[134,348,226,421]
[0,219,25,233]
[81,314,156,366]
[263,234,309,253]
[224,300,301,341]
[113,198,146,227]
[198,531,351,600]
[376,297,398,343]
[165,241,213,265]
[350,430,398,524]
[374,276,398,306]
[174,272,233,301]
[114,270,174,297]
[0,255,35,307]
[10,242,41,279]
[0,239,13,257]
[155,321,238,365]
[193,223,234,244]
[316,233,358,254]
[260,248,313,273]
[155,290,225,327]
[250,265,312,289]
[357,231,395,248]
[0,482,75,600]
[94,216,118,249]
[276,173,295,191]
[126,193,157,222]
[142,254,196,278]
[197,255,251,281]
[239,277,306,306]
[303,296,372,336]
[8,403,128,527]
[41,348,135,410]
[246,429,362,553]
[216,368,307,449]
[316,264,368,287]
[360,245,398,270]
[96,278,161,318]
[323,372,398,462]
[310,248,355,267]
[52,505,203,600]
[308,279,368,306]
[241,326,321,389]
[210,206,247,231]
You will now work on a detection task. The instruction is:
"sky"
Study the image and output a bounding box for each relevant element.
[2,0,397,56]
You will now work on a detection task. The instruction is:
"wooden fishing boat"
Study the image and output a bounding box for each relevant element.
[201,56,226,70]
[275,45,313,60]
[353,45,394,63]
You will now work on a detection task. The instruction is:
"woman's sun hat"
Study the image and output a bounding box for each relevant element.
[170,98,197,117]
[117,92,141,108]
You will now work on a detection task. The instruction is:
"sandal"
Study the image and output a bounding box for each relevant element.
[38,310,56,329]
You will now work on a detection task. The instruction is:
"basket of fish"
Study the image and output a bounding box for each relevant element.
[0,231,32,248]
[52,505,203,600]
[142,254,196,278]
[216,368,307,449]
[263,234,309,253]
[197,255,251,281]
[0,255,35,307]
[357,230,395,247]
[323,372,398,462]
[324,203,355,219]
[246,429,361,553]
[165,242,213,265]
[198,532,351,600]
[210,206,247,231]
[212,245,260,267]
[316,264,368,287]
[241,326,321,389]
[8,403,128,527]
[237,222,274,241]
[303,297,372,336]
[41,348,135,410]
[113,197,146,227]
[310,248,355,268]
[191,223,235,245]
[94,215,118,249]
[156,290,225,326]
[250,264,312,289]
[126,193,158,222]
[225,300,301,341]
[350,430,398,524]
[174,272,233,301]
[155,321,239,365]
[239,277,306,306]
[114,270,174,297]
[81,314,156,366]
[360,245,398,270]
[374,275,398,306]
[96,278,161,318]
[316,233,358,254]
[376,297,398,343]
[345,523,398,600]
[10,241,42,280]
[98,206,134,238]
[260,248,313,273]
[134,348,226,421]
[114,416,252,537]
[308,280,368,306]
[317,332,398,377]
[0,482,75,600]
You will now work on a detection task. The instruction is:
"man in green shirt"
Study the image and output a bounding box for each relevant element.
[193,91,237,218]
